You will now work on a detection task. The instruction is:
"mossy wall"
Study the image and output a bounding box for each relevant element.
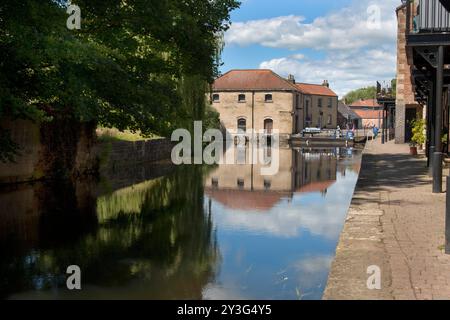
[0,119,174,184]
[0,119,98,184]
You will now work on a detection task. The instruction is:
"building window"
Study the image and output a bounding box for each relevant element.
[318,98,323,108]
[212,94,220,102]
[328,98,332,108]
[237,178,245,189]
[265,94,273,103]
[237,118,247,133]
[327,115,332,125]
[264,119,274,134]
[238,94,246,102]
[264,179,272,190]
[211,178,219,188]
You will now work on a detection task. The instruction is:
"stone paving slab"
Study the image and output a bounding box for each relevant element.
[323,140,450,300]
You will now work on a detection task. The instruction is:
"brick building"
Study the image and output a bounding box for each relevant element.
[349,99,384,129]
[395,3,423,143]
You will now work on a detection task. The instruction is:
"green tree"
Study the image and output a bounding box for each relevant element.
[0,0,240,162]
[343,86,377,105]
[391,79,397,97]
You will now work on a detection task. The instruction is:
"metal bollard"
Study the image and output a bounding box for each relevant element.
[433,152,443,194]
[446,177,450,255]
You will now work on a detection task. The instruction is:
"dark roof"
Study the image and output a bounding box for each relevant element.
[338,102,361,120]
[295,83,338,97]
[213,69,298,91]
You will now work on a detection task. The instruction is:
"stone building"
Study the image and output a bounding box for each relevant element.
[296,82,339,130]
[211,69,338,138]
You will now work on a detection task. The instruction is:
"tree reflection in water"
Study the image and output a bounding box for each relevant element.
[0,166,219,299]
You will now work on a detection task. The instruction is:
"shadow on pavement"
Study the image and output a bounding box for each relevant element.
[352,152,430,206]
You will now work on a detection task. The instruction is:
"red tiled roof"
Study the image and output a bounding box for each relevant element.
[213,69,298,91]
[297,180,336,193]
[205,189,286,211]
[349,99,381,108]
[295,83,338,97]
[352,109,383,119]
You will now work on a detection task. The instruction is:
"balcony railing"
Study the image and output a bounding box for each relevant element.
[406,0,450,35]
[376,81,396,100]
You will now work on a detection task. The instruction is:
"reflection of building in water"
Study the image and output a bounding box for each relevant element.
[293,149,337,196]
[335,147,361,177]
[206,146,294,211]
[206,147,342,211]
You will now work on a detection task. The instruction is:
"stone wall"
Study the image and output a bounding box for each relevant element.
[0,118,174,184]
[0,119,99,184]
[0,120,43,183]
[396,4,422,144]
[98,139,175,171]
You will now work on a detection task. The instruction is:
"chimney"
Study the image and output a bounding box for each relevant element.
[322,80,329,88]
[287,74,296,84]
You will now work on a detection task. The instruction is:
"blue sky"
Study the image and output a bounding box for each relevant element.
[221,0,400,97]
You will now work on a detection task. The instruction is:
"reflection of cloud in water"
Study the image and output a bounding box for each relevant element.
[292,255,334,297]
[294,255,333,274]
[203,284,249,300]
[202,255,335,300]
[209,172,358,240]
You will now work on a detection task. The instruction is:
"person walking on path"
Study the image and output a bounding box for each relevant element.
[373,125,379,140]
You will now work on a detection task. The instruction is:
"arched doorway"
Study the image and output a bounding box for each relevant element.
[237,118,247,133]
[264,119,273,134]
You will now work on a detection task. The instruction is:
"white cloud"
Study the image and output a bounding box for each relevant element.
[290,53,305,60]
[208,171,359,240]
[226,1,398,51]
[260,48,396,97]
[225,0,400,96]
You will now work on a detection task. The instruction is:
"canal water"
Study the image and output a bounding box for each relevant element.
[0,147,361,300]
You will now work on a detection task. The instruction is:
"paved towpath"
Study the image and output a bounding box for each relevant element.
[324,140,450,300]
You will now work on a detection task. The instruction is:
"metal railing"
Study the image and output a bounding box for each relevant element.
[407,0,450,34]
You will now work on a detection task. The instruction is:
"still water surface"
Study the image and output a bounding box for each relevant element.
[0,147,361,300]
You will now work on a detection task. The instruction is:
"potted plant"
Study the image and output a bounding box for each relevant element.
[410,119,426,156]
[409,141,418,155]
